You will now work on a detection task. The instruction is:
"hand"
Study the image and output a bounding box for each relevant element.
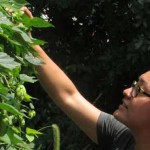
[20,7,33,38]
[5,6,33,37]
[5,7,33,19]
[20,7,33,19]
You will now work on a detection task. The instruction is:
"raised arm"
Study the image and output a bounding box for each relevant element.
[33,45,101,144]
[22,7,101,144]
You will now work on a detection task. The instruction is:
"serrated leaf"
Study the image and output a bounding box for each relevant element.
[25,52,44,65]
[20,74,38,83]
[0,103,23,116]
[0,52,20,70]
[26,127,43,135]
[0,24,27,46]
[0,11,12,25]
[12,26,32,43]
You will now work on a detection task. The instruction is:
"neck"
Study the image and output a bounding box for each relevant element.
[134,132,150,150]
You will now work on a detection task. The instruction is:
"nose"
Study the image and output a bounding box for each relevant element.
[123,87,132,98]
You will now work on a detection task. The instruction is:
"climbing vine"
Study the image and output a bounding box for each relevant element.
[0,0,55,149]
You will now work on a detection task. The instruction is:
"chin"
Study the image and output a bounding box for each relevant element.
[113,109,120,120]
[113,109,128,126]
[113,109,124,122]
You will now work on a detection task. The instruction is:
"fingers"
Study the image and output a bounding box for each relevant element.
[21,7,33,18]
[5,7,33,19]
[5,8,14,14]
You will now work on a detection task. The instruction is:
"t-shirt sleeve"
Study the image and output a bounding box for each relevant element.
[97,112,134,150]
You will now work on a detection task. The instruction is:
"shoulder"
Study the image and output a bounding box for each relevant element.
[97,112,135,150]
[97,112,127,131]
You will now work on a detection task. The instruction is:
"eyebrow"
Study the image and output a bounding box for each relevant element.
[138,76,148,86]
[138,77,150,96]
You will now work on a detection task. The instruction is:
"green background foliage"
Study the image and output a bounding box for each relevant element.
[0,0,54,149]
[26,0,150,149]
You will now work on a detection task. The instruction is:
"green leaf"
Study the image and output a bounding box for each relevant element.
[30,17,54,28]
[0,11,12,25]
[17,142,35,149]
[25,52,44,65]
[0,24,31,47]
[6,128,25,146]
[11,66,21,77]
[26,127,43,135]
[21,16,54,28]
[14,0,29,5]
[0,83,8,94]
[13,133,23,141]
[26,134,34,142]
[0,133,11,144]
[0,103,23,116]
[0,0,29,11]
[0,44,4,52]
[12,126,21,134]
[31,38,47,45]
[20,74,38,83]
[0,52,20,70]
[12,26,32,43]
[6,146,17,150]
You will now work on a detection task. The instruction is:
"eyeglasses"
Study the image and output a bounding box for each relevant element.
[130,81,150,98]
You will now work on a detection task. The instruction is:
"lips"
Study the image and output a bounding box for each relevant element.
[122,99,128,109]
[122,102,128,109]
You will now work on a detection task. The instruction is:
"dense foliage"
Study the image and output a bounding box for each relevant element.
[22,0,150,149]
[0,0,55,149]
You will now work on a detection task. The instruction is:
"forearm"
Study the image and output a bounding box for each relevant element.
[33,45,78,103]
[33,45,101,144]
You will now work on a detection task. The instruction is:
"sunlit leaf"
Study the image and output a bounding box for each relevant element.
[0,133,11,144]
[25,52,44,65]
[0,11,12,25]
[31,38,47,45]
[30,17,54,28]
[20,74,38,83]
[0,52,20,70]
[26,134,34,142]
[26,127,43,135]
[12,26,32,43]
[0,103,23,116]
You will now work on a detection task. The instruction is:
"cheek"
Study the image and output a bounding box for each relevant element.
[114,100,150,128]
[128,101,150,127]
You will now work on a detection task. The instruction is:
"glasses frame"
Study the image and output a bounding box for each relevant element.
[131,81,150,98]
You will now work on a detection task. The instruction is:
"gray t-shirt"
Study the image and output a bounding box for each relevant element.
[97,112,135,150]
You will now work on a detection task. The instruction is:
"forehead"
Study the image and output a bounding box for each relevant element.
[139,71,150,89]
